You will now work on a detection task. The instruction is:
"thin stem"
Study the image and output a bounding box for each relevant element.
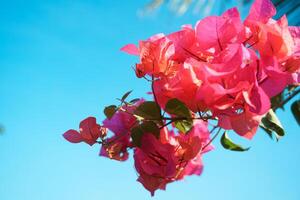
[202,127,222,151]
[151,74,162,117]
[119,105,214,122]
[181,46,207,62]
[159,120,174,129]
[209,126,218,133]
[119,107,141,119]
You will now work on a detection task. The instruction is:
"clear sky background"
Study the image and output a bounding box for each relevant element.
[0,0,299,200]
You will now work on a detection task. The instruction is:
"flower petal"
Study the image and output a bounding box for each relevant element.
[120,44,139,55]
[63,130,83,143]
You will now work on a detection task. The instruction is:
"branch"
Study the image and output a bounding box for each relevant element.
[273,88,300,111]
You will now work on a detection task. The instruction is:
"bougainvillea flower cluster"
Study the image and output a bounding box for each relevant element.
[63,0,300,196]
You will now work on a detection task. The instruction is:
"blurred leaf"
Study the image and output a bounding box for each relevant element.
[261,109,285,140]
[221,132,250,152]
[131,121,160,147]
[291,100,300,125]
[0,125,4,134]
[165,98,192,133]
[175,0,192,15]
[145,0,164,12]
[104,105,117,119]
[143,0,250,16]
[134,101,161,121]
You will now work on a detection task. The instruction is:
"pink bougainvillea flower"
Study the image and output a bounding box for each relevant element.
[134,133,177,196]
[218,107,263,139]
[246,0,276,24]
[134,120,212,195]
[194,44,269,110]
[120,44,139,55]
[153,61,202,111]
[121,33,176,78]
[258,56,291,97]
[195,7,245,52]
[63,117,107,146]
[100,138,130,161]
[174,120,213,180]
[246,17,294,59]
[242,0,300,98]
[100,100,143,161]
[63,0,300,196]
[244,0,295,60]
[176,120,213,160]
[121,27,199,78]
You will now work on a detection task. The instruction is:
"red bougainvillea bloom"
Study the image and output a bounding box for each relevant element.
[174,120,213,180]
[121,27,198,78]
[63,117,107,146]
[153,61,202,112]
[134,133,177,196]
[244,0,299,97]
[64,0,300,197]
[195,7,246,52]
[134,120,212,196]
[121,34,176,78]
[122,0,299,140]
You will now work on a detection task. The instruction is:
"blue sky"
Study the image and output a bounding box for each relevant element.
[0,0,299,200]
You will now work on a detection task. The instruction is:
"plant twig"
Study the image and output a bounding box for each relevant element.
[202,127,222,151]
[273,88,300,111]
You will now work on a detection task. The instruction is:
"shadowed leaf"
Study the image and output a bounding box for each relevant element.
[131,121,160,147]
[104,105,117,119]
[165,98,191,118]
[165,98,193,133]
[291,100,300,125]
[261,109,285,140]
[0,125,4,134]
[134,101,161,121]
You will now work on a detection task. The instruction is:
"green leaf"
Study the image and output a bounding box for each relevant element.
[291,100,300,126]
[174,120,193,133]
[131,121,160,147]
[104,105,117,119]
[165,98,193,133]
[221,132,250,152]
[131,126,144,147]
[165,98,191,118]
[121,90,132,102]
[134,101,161,120]
[261,109,285,140]
[0,125,4,134]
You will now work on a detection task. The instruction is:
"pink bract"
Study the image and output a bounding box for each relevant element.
[134,120,212,196]
[63,117,106,146]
